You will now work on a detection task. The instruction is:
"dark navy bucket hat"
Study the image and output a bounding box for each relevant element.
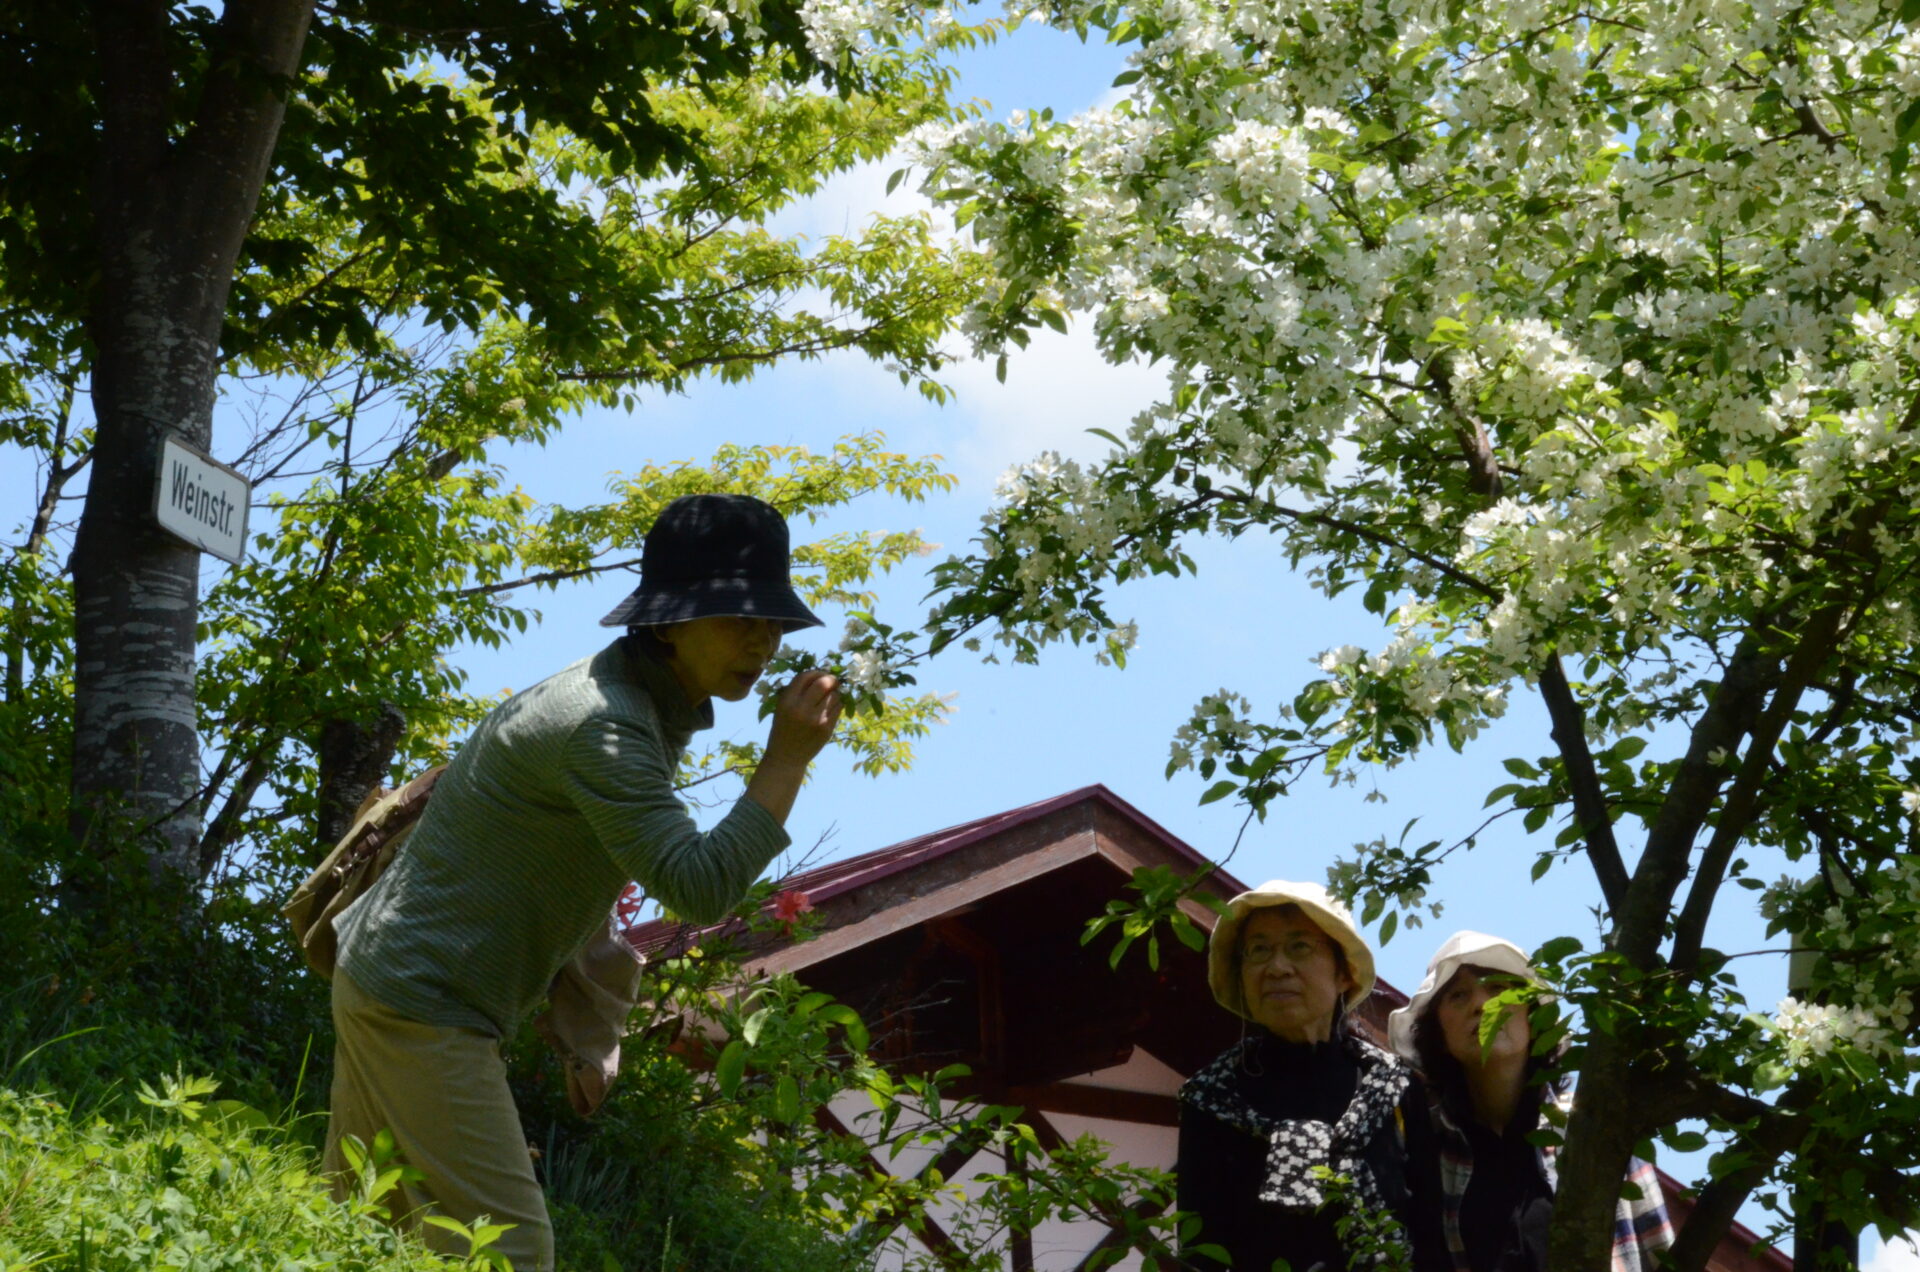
[599,494,823,632]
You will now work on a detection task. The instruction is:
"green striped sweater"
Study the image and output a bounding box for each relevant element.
[334,637,788,1037]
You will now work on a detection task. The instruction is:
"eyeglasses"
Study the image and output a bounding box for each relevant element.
[1241,936,1335,968]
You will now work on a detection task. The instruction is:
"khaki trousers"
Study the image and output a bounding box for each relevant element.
[324,970,554,1272]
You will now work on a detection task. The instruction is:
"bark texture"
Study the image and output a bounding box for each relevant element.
[315,705,409,856]
[69,0,314,886]
[1545,1031,1653,1272]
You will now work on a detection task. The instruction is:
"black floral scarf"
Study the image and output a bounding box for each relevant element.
[1181,1032,1411,1236]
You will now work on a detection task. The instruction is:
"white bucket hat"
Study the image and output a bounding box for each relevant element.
[1385,930,1536,1062]
[1206,879,1376,1018]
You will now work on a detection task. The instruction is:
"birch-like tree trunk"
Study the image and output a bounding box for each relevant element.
[68,0,312,892]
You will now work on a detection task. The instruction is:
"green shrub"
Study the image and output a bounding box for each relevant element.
[0,1074,471,1271]
[512,1037,872,1272]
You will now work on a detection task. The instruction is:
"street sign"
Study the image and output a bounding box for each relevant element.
[154,436,251,565]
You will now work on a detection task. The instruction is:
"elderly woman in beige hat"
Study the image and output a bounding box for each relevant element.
[1387,931,1672,1272]
[1177,880,1425,1272]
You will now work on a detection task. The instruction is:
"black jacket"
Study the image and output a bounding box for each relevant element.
[1175,1032,1425,1272]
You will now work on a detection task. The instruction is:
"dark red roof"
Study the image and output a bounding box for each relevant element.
[625,783,1245,957]
[782,782,1242,906]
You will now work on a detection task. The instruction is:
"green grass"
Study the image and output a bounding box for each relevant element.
[0,1073,472,1272]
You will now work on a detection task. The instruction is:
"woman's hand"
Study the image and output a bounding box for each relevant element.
[746,669,842,824]
[765,669,842,766]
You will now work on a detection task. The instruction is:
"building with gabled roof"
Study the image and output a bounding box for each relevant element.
[627,785,1789,1272]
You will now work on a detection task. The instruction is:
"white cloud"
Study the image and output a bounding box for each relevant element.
[762,155,949,243]
[1865,1234,1920,1272]
[746,112,1177,497]
[754,145,1172,495]
[942,322,1168,487]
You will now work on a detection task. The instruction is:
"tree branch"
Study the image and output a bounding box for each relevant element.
[1425,355,1504,498]
[1537,653,1630,916]
[454,555,644,599]
[1251,497,1503,600]
[1616,630,1775,966]
[198,736,284,879]
[1670,602,1853,971]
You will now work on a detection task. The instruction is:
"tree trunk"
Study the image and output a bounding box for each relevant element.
[68,0,314,898]
[315,705,409,855]
[1546,1030,1647,1272]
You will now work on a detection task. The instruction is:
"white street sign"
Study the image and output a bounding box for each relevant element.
[154,437,251,565]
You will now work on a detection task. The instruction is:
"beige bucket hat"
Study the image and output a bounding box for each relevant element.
[1206,879,1377,1018]
[1385,930,1536,1062]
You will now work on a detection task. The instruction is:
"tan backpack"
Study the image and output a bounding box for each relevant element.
[283,766,447,978]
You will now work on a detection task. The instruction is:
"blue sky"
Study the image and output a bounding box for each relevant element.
[4,15,1909,1265]
[447,17,1778,1005]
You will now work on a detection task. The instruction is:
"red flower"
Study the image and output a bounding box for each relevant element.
[771,890,813,923]
[616,883,644,929]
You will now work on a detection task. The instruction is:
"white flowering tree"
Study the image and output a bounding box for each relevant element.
[902,0,1920,1265]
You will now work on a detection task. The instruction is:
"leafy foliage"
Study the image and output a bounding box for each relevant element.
[0,1077,466,1271]
[1,0,995,889]
[3,15,986,899]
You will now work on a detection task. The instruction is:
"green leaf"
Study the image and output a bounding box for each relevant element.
[1839,1047,1878,1083]
[1199,779,1237,805]
[715,1039,748,1097]
[1609,736,1647,761]
[775,1073,802,1123]
[1535,936,1582,962]
[1170,911,1206,951]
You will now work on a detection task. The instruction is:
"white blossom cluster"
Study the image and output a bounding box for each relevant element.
[1302,610,1508,761]
[1770,997,1897,1068]
[933,448,1163,664]
[832,617,900,692]
[843,647,894,691]
[917,0,1920,984]
[1168,690,1256,771]
[683,0,767,37]
[1760,855,1920,1062]
[795,0,935,62]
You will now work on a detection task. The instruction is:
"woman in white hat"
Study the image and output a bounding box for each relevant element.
[1387,932,1672,1272]
[1177,880,1423,1272]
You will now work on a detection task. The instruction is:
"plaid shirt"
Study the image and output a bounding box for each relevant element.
[1426,1085,1673,1272]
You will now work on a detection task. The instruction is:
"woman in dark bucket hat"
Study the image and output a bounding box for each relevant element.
[325,493,840,1271]
[598,492,825,632]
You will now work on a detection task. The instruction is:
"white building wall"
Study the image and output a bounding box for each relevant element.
[823,1050,1183,1272]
